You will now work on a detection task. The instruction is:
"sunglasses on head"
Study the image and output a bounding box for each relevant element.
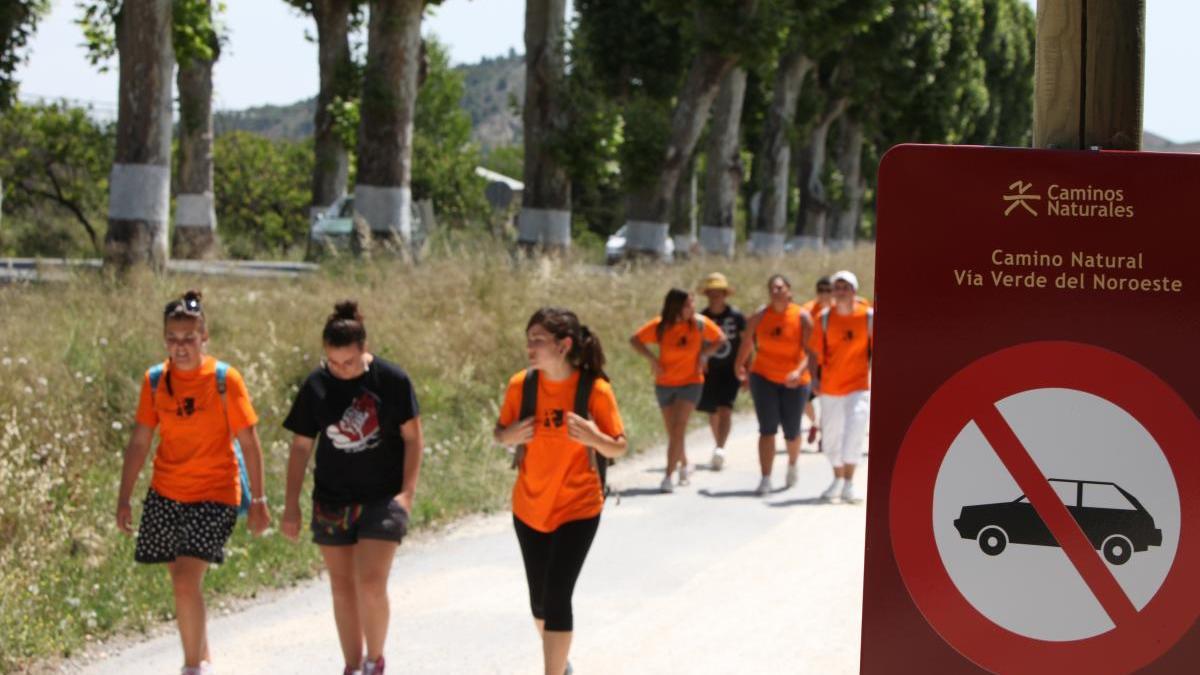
[164,296,202,318]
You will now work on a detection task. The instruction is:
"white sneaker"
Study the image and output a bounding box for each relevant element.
[200,662,214,675]
[820,479,842,501]
[660,475,674,493]
[755,476,771,496]
[841,481,860,503]
[678,464,690,486]
[710,448,725,471]
[785,463,798,488]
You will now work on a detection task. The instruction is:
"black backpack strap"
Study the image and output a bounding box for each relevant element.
[512,369,538,470]
[574,371,611,490]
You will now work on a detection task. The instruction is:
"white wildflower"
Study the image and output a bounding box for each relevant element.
[111,421,123,431]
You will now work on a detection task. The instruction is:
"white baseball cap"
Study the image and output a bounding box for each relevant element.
[831,270,859,290]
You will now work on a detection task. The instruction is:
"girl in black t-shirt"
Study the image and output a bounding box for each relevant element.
[281,301,423,675]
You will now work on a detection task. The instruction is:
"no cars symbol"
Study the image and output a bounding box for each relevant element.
[890,342,1200,674]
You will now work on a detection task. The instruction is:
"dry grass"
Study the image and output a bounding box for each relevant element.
[0,242,875,670]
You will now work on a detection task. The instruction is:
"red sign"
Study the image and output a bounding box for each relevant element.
[864,145,1200,674]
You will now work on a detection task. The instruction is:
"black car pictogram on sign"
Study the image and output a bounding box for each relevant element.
[953,479,1163,565]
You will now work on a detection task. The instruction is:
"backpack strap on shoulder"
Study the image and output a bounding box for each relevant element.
[215,360,229,396]
[513,369,538,470]
[148,363,165,395]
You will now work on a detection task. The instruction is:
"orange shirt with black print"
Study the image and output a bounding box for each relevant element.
[801,298,830,323]
[499,370,625,533]
[750,303,811,386]
[634,315,724,386]
[134,355,258,506]
[812,304,873,395]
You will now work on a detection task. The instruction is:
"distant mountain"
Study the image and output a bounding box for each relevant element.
[213,51,524,151]
[1142,131,1200,153]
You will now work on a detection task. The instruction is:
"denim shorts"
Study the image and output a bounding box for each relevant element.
[749,373,809,440]
[311,498,409,546]
[655,383,703,408]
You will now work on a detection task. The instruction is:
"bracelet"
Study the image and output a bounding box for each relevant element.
[250,495,268,505]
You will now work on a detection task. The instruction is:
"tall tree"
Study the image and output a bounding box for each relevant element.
[965,0,1036,146]
[699,66,746,256]
[520,0,571,250]
[353,0,427,247]
[172,0,222,258]
[623,0,759,256]
[287,0,364,230]
[0,1,48,110]
[104,0,175,269]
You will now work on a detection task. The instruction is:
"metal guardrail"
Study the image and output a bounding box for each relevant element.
[0,258,319,283]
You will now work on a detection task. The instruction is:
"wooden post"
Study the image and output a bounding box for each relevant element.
[1033,0,1144,150]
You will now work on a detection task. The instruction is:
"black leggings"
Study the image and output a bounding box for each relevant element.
[513,514,600,632]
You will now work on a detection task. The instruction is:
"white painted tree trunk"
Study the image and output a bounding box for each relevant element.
[700,67,746,257]
[520,0,572,250]
[311,0,355,218]
[830,118,864,250]
[105,0,174,270]
[173,3,218,260]
[751,47,813,255]
[793,96,848,250]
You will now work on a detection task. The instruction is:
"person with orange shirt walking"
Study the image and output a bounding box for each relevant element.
[735,274,816,496]
[813,270,874,503]
[280,302,424,675]
[799,276,833,447]
[115,290,271,675]
[630,289,727,492]
[495,307,627,675]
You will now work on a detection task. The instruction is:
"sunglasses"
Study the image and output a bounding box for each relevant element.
[164,296,202,318]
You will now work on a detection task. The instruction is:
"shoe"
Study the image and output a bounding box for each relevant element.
[755,476,771,496]
[678,464,690,486]
[181,668,202,675]
[807,424,819,445]
[785,464,798,488]
[820,479,842,501]
[841,482,860,503]
[363,657,384,675]
[343,669,362,675]
[200,662,214,675]
[660,475,674,493]
[564,661,574,675]
[710,448,725,471]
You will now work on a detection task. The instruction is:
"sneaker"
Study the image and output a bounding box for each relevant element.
[785,463,798,488]
[181,668,202,675]
[678,464,690,486]
[363,657,385,675]
[710,448,725,471]
[755,476,771,496]
[841,482,860,503]
[564,661,574,675]
[343,669,362,675]
[820,479,842,501]
[200,662,214,675]
[660,475,674,493]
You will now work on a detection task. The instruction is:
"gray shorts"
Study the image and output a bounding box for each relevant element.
[655,383,703,408]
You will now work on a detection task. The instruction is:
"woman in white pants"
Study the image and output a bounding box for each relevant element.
[812,271,873,502]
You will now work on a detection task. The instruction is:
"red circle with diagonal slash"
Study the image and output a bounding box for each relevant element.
[890,341,1200,674]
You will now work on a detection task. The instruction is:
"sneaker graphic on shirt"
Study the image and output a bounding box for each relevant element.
[326,391,382,453]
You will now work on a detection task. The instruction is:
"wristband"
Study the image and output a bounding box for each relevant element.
[251,495,268,506]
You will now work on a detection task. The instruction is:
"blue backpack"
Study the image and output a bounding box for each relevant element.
[148,360,252,516]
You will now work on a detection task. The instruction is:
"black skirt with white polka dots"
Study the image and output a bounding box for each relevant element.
[134,489,238,564]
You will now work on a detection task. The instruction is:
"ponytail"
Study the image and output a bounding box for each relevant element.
[526,307,609,380]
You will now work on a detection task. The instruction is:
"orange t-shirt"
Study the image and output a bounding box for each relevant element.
[634,315,725,386]
[813,304,873,395]
[134,356,258,505]
[750,303,811,386]
[801,298,830,323]
[498,370,625,533]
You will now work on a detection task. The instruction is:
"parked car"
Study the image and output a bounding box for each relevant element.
[605,225,675,265]
[309,195,356,250]
[953,479,1162,565]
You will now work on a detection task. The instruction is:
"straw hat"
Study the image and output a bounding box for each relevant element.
[698,272,734,294]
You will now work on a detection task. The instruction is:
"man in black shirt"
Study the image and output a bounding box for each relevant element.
[697,273,747,470]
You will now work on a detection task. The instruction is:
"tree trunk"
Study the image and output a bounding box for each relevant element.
[793,96,848,249]
[312,0,355,219]
[829,117,864,250]
[700,66,746,257]
[670,154,697,258]
[354,0,423,248]
[172,1,218,259]
[105,0,174,270]
[750,47,813,255]
[519,0,571,250]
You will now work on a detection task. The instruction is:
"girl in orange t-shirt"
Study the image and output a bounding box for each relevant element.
[630,288,727,493]
[115,290,270,675]
[495,307,627,675]
[734,274,817,496]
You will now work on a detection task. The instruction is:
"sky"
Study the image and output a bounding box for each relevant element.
[14,0,1200,142]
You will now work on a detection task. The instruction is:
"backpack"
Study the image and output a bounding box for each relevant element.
[510,368,612,495]
[819,306,875,364]
[148,360,252,516]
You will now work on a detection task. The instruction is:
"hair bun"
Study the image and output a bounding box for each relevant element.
[332,300,362,322]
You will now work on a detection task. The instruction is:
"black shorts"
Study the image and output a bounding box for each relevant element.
[697,368,739,413]
[749,373,809,440]
[135,489,238,564]
[311,498,409,546]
